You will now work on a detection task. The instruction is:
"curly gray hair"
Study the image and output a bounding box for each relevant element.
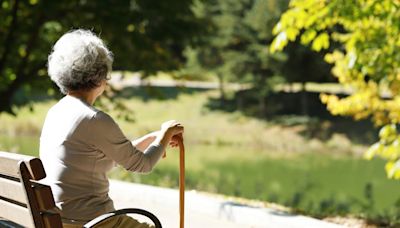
[47,29,113,94]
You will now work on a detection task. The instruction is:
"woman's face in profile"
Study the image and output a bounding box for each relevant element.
[95,79,108,98]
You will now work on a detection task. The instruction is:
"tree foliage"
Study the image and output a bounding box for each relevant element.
[0,0,205,113]
[183,0,289,112]
[271,0,400,178]
[184,0,334,117]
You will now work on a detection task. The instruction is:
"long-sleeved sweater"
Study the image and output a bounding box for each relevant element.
[39,95,164,224]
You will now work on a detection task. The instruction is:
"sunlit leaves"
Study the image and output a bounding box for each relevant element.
[311,32,329,51]
[126,24,135,32]
[270,32,288,53]
[366,124,400,178]
[300,29,316,45]
[18,46,26,57]
[272,0,400,179]
[29,0,38,5]
[364,142,382,160]
[385,160,400,179]
[0,0,206,113]
[2,1,9,9]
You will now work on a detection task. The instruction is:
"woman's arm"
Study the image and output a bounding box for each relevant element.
[132,131,160,151]
[132,120,183,152]
[91,114,184,173]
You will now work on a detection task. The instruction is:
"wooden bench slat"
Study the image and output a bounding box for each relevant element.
[0,151,46,180]
[43,212,63,228]
[0,198,34,228]
[19,162,45,227]
[0,177,27,205]
[0,151,63,228]
[33,183,57,211]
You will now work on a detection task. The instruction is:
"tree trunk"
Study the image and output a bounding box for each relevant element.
[254,73,268,119]
[217,74,225,107]
[258,94,267,119]
[0,12,44,114]
[300,82,308,115]
[236,90,244,111]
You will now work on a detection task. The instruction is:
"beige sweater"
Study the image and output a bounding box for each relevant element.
[39,95,164,223]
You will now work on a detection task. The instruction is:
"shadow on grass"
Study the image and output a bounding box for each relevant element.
[23,84,212,104]
[114,85,212,101]
[27,84,377,145]
[206,90,379,145]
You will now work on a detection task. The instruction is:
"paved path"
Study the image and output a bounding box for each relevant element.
[109,180,344,228]
[108,73,246,91]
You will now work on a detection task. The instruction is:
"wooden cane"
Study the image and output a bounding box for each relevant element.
[166,134,185,228]
[177,135,185,228]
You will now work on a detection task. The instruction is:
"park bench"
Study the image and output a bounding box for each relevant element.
[0,151,162,228]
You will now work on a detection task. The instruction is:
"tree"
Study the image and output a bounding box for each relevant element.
[0,0,205,114]
[184,0,334,117]
[183,0,289,115]
[281,42,333,115]
[271,0,400,178]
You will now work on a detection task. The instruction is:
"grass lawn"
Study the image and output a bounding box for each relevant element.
[1,87,399,225]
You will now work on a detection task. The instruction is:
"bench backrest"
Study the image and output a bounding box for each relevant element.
[0,151,62,228]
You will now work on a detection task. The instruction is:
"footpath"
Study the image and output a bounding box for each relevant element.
[109,180,344,228]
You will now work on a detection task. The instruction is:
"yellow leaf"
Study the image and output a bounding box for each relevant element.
[286,28,299,41]
[300,29,317,45]
[364,142,382,160]
[347,51,357,69]
[311,32,330,51]
[272,22,282,35]
[379,124,397,142]
[270,32,288,53]
[385,161,394,178]
[385,160,400,179]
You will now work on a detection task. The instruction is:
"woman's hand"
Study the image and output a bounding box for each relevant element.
[153,120,184,156]
[169,133,183,148]
[161,120,184,139]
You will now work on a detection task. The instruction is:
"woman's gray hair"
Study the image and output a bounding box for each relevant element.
[47,29,113,94]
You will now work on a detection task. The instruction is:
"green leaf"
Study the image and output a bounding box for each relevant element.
[2,1,9,9]
[126,24,135,32]
[18,46,27,57]
[29,0,38,5]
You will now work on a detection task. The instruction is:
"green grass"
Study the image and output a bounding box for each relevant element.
[1,88,400,225]
[109,150,400,223]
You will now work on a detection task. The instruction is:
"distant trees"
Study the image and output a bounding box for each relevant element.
[281,42,333,115]
[184,0,333,117]
[183,0,288,116]
[271,0,400,179]
[0,0,205,113]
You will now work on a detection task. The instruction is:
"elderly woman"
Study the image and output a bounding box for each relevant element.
[40,29,184,228]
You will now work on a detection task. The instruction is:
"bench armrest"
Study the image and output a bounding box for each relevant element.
[83,208,162,228]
